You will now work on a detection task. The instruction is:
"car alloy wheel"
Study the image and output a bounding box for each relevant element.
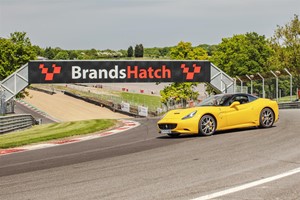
[199,115,216,136]
[260,108,274,128]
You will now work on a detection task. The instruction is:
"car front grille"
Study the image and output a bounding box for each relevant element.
[158,123,177,130]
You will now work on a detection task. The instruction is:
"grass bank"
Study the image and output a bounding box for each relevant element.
[0,119,116,149]
[119,92,161,109]
[31,84,162,111]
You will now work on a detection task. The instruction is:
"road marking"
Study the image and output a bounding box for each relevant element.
[192,166,300,200]
[0,149,25,155]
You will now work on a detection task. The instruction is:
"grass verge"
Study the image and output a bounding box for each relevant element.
[0,119,116,149]
[278,95,298,103]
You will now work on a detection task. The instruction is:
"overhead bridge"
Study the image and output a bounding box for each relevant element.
[0,60,234,102]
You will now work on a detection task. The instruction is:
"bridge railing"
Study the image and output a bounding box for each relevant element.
[209,63,234,94]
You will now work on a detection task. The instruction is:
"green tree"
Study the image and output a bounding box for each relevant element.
[269,14,300,89]
[127,46,133,57]
[32,45,44,57]
[68,50,78,60]
[197,44,218,56]
[211,32,273,76]
[0,32,36,80]
[170,41,209,60]
[160,82,199,106]
[134,44,144,58]
[0,38,15,79]
[158,47,170,57]
[87,48,99,59]
[44,47,56,59]
[139,44,144,57]
[77,52,90,60]
[144,47,159,58]
[54,51,70,60]
[160,41,209,106]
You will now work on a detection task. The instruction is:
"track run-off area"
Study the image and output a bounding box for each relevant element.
[0,109,300,200]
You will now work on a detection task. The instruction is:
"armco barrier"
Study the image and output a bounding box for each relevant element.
[278,101,300,109]
[29,86,55,95]
[0,114,35,134]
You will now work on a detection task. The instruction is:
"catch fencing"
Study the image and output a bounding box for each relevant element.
[234,69,299,103]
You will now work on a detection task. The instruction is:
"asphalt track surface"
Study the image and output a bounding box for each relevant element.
[1,109,300,200]
[14,101,56,124]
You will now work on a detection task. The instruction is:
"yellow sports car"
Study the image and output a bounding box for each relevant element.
[158,93,279,137]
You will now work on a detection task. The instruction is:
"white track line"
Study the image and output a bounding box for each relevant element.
[192,166,300,200]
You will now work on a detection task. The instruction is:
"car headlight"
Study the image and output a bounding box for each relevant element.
[182,111,197,120]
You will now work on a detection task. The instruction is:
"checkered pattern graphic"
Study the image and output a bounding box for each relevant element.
[181,64,201,80]
[39,64,61,81]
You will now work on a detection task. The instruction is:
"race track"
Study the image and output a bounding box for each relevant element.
[1,110,300,200]
[14,101,57,124]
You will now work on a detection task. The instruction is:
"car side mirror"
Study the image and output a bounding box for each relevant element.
[230,101,240,108]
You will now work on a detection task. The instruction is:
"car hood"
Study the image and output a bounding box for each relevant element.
[162,107,200,120]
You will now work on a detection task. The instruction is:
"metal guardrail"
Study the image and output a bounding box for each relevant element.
[0,114,35,134]
[278,101,300,109]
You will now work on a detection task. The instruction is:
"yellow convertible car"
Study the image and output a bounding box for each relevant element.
[158,93,279,137]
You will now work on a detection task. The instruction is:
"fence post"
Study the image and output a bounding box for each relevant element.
[257,73,265,98]
[284,68,293,102]
[246,75,253,95]
[236,76,243,93]
[270,71,279,102]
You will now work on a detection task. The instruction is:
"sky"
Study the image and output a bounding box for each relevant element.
[0,0,299,50]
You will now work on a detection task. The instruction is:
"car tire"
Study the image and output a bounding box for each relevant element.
[198,114,216,136]
[259,108,275,128]
[167,133,180,138]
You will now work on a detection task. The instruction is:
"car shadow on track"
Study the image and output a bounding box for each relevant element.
[214,125,277,136]
[157,126,277,139]
[157,134,198,139]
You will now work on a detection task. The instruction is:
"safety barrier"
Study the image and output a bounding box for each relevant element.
[278,101,300,109]
[0,114,35,134]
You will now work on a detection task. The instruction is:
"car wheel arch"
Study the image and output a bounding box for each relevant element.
[259,106,275,118]
[200,113,218,129]
[259,107,275,128]
[198,113,218,136]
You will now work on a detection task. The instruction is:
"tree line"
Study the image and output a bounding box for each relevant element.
[0,15,299,103]
[161,15,300,103]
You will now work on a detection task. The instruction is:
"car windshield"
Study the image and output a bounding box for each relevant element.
[198,94,232,106]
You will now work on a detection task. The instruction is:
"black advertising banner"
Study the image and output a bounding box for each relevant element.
[28,60,211,84]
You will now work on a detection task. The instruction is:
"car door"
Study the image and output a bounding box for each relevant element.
[221,94,254,128]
